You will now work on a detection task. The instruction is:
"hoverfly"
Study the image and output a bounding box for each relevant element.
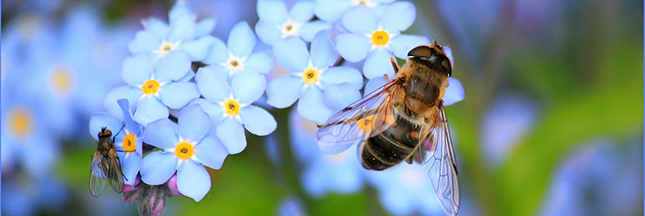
[316,40,460,215]
[89,126,125,196]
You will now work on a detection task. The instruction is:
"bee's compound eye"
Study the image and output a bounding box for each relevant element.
[104,129,112,137]
[442,59,452,77]
[407,46,433,59]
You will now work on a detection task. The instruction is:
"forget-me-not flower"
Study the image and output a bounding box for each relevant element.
[89,99,144,185]
[267,31,363,124]
[255,0,332,46]
[105,52,200,126]
[128,0,216,63]
[202,21,273,79]
[314,0,396,23]
[139,104,228,202]
[191,67,277,154]
[335,2,430,79]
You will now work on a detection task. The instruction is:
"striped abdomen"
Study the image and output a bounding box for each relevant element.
[360,113,422,170]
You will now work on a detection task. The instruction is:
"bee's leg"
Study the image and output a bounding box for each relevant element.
[112,124,126,143]
[389,57,400,74]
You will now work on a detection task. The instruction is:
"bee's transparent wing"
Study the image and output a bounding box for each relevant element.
[89,152,107,197]
[422,105,460,216]
[315,81,400,154]
[105,149,124,193]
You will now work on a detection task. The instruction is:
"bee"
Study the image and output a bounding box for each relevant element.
[89,126,125,197]
[316,40,460,215]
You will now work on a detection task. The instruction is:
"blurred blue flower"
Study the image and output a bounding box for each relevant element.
[105,52,199,126]
[277,196,308,216]
[289,110,365,197]
[128,0,216,63]
[335,2,430,79]
[367,164,443,216]
[267,31,363,124]
[88,99,144,185]
[1,174,69,216]
[314,0,396,23]
[202,21,274,79]
[255,0,332,46]
[191,67,277,154]
[140,104,228,202]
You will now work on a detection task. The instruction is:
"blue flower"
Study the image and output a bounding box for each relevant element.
[202,21,273,79]
[88,99,144,185]
[335,2,430,79]
[277,196,307,216]
[191,67,277,154]
[128,0,216,63]
[267,31,363,124]
[314,0,396,23]
[139,104,228,202]
[367,164,444,216]
[105,52,200,126]
[1,174,69,216]
[255,0,332,46]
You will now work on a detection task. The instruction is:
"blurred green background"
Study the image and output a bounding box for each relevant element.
[2,0,642,215]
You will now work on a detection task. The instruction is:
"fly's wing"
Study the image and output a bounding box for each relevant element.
[315,81,400,154]
[89,151,107,197]
[422,105,460,216]
[105,148,125,193]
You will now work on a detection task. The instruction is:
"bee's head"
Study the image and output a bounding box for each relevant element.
[407,44,453,77]
[98,127,112,138]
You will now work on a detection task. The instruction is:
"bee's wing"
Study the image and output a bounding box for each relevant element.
[89,151,107,197]
[315,81,400,154]
[422,105,460,216]
[105,149,125,193]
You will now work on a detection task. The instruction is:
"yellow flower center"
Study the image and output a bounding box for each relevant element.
[175,142,194,160]
[357,115,374,131]
[142,79,160,95]
[225,56,244,73]
[371,30,390,47]
[157,41,177,57]
[302,67,320,85]
[7,106,34,140]
[122,133,137,152]
[51,66,74,96]
[356,0,370,5]
[223,99,241,116]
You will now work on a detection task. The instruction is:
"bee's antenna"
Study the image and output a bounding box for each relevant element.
[113,124,126,142]
[430,34,438,46]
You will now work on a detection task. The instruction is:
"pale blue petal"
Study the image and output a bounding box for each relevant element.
[297,87,334,124]
[195,67,230,102]
[123,153,142,185]
[314,0,352,22]
[177,160,210,202]
[216,117,247,154]
[117,99,140,135]
[273,37,309,72]
[320,66,363,90]
[335,34,371,62]
[245,51,273,74]
[381,2,416,32]
[240,105,276,136]
[155,51,191,81]
[122,54,154,86]
[179,36,216,61]
[143,118,179,149]
[196,17,217,37]
[140,151,178,185]
[232,72,266,104]
[364,76,388,95]
[168,16,196,42]
[128,31,161,53]
[177,69,195,82]
[194,135,228,169]
[363,48,395,79]
[289,0,315,23]
[133,97,169,126]
[443,46,454,68]
[257,0,288,25]
[104,86,141,120]
[228,21,256,58]
[255,20,282,46]
[266,75,304,108]
[202,37,228,65]
[310,30,336,69]
[143,18,169,39]
[299,20,332,42]
[158,82,200,109]
[341,6,377,34]
[89,112,122,141]
[443,78,465,106]
[169,0,196,23]
[178,104,211,142]
[323,83,361,112]
[188,99,223,136]
[389,34,430,59]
